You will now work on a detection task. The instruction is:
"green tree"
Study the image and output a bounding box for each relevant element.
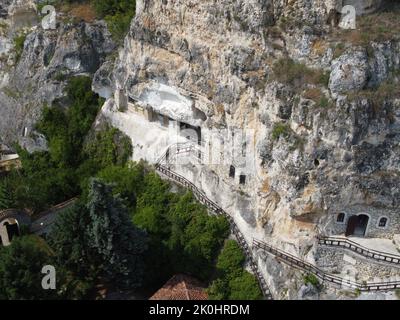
[85,178,148,289]
[215,240,245,280]
[228,272,263,300]
[207,278,229,300]
[92,0,136,41]
[0,235,57,300]
[95,163,145,209]
[0,180,13,209]
[207,240,263,300]
[48,202,95,278]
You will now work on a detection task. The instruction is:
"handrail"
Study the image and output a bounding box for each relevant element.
[157,143,400,294]
[31,197,78,222]
[155,144,273,300]
[253,238,400,292]
[0,209,25,220]
[317,235,400,266]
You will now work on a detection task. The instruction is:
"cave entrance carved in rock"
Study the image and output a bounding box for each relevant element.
[345,214,369,237]
[179,122,202,145]
[0,219,20,246]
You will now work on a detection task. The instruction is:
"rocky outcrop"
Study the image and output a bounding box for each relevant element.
[95,0,400,299]
[0,0,115,151]
[0,0,397,299]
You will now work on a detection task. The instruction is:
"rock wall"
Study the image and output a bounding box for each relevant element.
[0,0,115,152]
[0,0,397,299]
[97,0,400,298]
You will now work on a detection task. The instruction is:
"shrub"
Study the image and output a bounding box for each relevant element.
[93,0,136,41]
[272,58,329,88]
[228,272,263,300]
[215,240,245,280]
[207,240,263,300]
[303,88,331,108]
[348,80,400,113]
[0,235,57,299]
[303,273,320,287]
[272,122,290,140]
[13,33,27,62]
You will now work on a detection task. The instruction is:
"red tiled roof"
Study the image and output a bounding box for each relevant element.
[150,274,208,300]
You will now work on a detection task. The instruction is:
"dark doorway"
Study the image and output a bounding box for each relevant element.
[229,165,235,178]
[345,214,369,237]
[337,212,345,223]
[4,222,20,242]
[179,122,201,145]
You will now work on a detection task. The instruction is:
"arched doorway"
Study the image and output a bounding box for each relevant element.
[0,219,20,246]
[345,214,369,237]
[5,221,20,241]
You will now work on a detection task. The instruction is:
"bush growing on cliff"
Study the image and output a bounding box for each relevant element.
[83,126,133,172]
[272,122,291,140]
[272,58,329,88]
[134,181,230,285]
[92,0,136,41]
[207,240,263,300]
[13,33,27,62]
[3,76,131,212]
[303,273,320,288]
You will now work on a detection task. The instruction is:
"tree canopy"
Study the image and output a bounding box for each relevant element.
[0,235,57,300]
[207,240,263,300]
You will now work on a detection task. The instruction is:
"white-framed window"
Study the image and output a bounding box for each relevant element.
[377,216,389,229]
[336,212,346,224]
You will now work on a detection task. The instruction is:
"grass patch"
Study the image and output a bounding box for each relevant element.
[272,58,329,89]
[2,87,20,100]
[47,0,135,42]
[332,3,400,45]
[13,33,27,63]
[69,3,97,22]
[272,122,291,140]
[303,88,331,108]
[303,273,320,287]
[348,80,400,113]
[332,42,346,59]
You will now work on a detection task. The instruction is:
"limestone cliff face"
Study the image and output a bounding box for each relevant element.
[0,0,398,299]
[96,0,400,298]
[0,0,115,152]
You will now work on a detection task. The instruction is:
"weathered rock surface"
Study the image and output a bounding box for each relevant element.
[0,0,115,151]
[0,0,398,300]
[97,0,399,299]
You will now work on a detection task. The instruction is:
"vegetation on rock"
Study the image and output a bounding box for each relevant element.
[207,240,263,300]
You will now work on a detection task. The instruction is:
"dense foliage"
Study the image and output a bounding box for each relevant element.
[95,165,230,290]
[0,235,57,300]
[59,0,135,40]
[3,76,133,212]
[207,240,263,300]
[48,179,148,296]
[0,64,232,299]
[0,181,13,210]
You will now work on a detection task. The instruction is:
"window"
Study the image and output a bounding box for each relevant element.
[239,175,246,185]
[242,142,247,157]
[229,165,235,178]
[378,217,388,228]
[336,212,345,223]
